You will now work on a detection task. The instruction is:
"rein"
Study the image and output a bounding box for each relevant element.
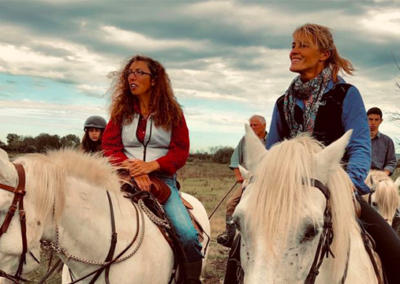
[0,164,28,283]
[40,190,146,284]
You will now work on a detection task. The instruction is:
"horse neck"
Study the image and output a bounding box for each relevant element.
[43,177,138,267]
[320,220,378,284]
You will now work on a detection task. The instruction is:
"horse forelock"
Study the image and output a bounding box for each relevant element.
[374,180,400,223]
[244,134,354,280]
[366,170,399,223]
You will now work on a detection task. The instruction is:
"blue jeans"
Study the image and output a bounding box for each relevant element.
[159,175,203,263]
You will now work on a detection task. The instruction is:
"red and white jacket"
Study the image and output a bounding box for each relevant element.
[102,110,190,176]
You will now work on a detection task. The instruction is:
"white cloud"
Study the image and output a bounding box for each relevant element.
[361,9,400,37]
[101,26,209,52]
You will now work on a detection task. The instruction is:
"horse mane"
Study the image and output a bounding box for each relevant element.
[245,134,355,281]
[366,170,400,223]
[14,149,121,223]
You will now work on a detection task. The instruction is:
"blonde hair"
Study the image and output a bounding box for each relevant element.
[293,23,354,82]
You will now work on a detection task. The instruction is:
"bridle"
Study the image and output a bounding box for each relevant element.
[0,164,28,284]
[304,178,349,284]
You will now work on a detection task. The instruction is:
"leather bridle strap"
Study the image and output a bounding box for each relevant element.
[88,191,118,284]
[0,164,28,281]
[304,178,335,284]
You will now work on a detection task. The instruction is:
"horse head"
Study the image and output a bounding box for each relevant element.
[365,171,400,225]
[233,127,355,283]
[0,149,51,278]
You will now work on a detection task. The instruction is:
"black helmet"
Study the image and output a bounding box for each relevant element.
[84,116,107,130]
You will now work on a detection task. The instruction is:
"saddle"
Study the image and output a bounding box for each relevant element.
[118,170,205,243]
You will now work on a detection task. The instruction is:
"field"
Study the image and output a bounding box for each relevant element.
[7,160,400,283]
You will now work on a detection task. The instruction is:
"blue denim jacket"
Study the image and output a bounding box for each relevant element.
[266,77,372,194]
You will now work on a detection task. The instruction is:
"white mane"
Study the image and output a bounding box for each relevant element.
[245,134,355,280]
[14,149,121,223]
[365,170,400,223]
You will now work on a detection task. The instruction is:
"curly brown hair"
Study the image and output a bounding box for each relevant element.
[108,55,183,130]
[293,23,355,82]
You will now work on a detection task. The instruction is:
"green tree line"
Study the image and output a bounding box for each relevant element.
[0,133,235,164]
[0,133,80,153]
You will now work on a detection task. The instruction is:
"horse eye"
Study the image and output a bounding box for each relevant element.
[300,225,319,243]
[372,202,378,207]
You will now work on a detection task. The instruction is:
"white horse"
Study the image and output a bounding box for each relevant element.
[0,149,210,284]
[395,176,400,188]
[364,170,400,225]
[232,126,378,284]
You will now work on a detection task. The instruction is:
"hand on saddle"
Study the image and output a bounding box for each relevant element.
[133,174,153,192]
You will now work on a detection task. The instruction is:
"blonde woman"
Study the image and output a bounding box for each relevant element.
[267,23,400,283]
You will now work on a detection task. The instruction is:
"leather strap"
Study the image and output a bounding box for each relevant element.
[0,164,28,281]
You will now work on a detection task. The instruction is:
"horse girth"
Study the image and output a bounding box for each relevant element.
[0,164,28,282]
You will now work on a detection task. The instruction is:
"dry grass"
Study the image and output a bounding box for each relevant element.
[178,162,235,284]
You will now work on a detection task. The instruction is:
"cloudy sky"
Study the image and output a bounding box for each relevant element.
[0,0,400,152]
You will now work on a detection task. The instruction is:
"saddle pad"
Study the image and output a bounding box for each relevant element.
[181,196,204,243]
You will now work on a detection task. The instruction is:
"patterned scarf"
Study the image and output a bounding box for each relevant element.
[283,68,332,138]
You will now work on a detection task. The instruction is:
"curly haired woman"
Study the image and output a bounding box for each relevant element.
[102,55,202,283]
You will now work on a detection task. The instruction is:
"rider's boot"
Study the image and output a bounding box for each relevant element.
[217,215,236,248]
[185,260,203,284]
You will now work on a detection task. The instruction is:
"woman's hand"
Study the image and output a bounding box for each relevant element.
[129,160,160,177]
[134,174,152,192]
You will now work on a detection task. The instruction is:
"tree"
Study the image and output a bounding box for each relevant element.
[6,133,22,152]
[60,134,80,148]
[21,136,36,153]
[212,147,234,164]
[0,139,7,150]
[34,133,62,153]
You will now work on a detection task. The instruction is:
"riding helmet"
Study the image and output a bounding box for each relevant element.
[84,116,107,130]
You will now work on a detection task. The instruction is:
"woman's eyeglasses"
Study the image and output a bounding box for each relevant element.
[124,69,152,77]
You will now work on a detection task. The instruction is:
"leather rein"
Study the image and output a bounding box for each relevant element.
[0,164,28,284]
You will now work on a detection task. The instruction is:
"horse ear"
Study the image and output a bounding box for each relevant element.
[395,177,400,188]
[0,150,16,181]
[239,165,249,179]
[244,124,267,173]
[315,130,353,184]
[0,149,9,161]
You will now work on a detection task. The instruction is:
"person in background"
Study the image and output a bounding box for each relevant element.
[367,107,397,176]
[102,55,203,284]
[217,115,267,247]
[81,115,107,153]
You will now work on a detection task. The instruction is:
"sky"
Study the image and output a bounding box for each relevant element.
[0,0,400,153]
